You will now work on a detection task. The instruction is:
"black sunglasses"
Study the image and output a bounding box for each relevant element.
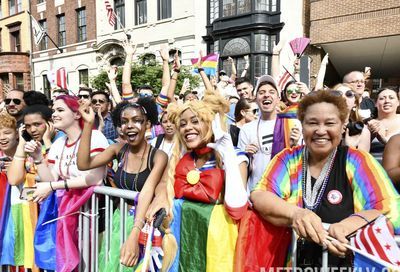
[92,99,106,104]
[5,98,22,105]
[78,94,90,99]
[331,90,355,98]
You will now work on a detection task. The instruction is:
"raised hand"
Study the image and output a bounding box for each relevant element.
[272,39,286,55]
[122,39,137,56]
[173,50,181,70]
[43,122,55,144]
[78,99,95,125]
[24,140,43,161]
[107,66,118,82]
[207,113,235,159]
[159,44,169,62]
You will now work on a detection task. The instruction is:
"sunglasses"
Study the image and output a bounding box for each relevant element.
[78,94,90,99]
[331,90,355,98]
[139,93,153,98]
[5,98,22,105]
[286,88,301,95]
[247,108,258,114]
[91,99,106,104]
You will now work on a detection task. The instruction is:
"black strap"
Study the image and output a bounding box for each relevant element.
[116,143,129,162]
[154,134,165,149]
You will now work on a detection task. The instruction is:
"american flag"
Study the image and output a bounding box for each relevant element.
[278,70,292,91]
[47,68,68,90]
[351,215,400,269]
[105,0,116,27]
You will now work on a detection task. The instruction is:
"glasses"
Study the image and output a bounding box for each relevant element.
[349,80,365,84]
[5,98,22,105]
[91,99,106,104]
[247,108,258,115]
[331,90,355,98]
[139,93,153,98]
[78,94,90,99]
[286,87,301,95]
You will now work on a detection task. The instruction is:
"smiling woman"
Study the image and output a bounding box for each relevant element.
[251,90,400,269]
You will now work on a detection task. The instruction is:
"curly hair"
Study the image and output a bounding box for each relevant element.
[0,112,17,130]
[298,90,349,123]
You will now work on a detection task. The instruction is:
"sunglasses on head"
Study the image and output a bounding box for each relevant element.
[78,94,90,99]
[331,90,355,98]
[5,98,22,105]
[91,99,106,104]
[139,93,153,98]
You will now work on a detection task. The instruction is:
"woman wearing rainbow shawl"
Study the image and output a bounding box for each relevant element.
[251,90,400,268]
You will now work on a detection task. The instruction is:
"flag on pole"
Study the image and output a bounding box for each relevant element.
[351,215,400,270]
[278,70,291,91]
[47,68,68,90]
[30,15,46,45]
[191,53,219,76]
[104,0,116,27]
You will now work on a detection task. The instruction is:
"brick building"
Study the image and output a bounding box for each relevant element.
[30,0,97,97]
[307,0,400,88]
[0,0,31,98]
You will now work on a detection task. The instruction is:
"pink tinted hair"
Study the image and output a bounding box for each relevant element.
[55,95,83,128]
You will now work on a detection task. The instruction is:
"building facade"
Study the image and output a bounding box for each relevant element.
[30,0,97,97]
[308,0,400,87]
[95,0,208,76]
[0,0,31,98]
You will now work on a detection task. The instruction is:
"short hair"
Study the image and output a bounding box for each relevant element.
[298,90,349,123]
[91,90,110,102]
[376,86,399,97]
[235,77,252,87]
[136,85,153,92]
[7,89,24,96]
[79,87,93,95]
[234,98,251,122]
[343,71,363,83]
[23,105,53,122]
[23,90,50,106]
[115,97,159,127]
[0,112,17,130]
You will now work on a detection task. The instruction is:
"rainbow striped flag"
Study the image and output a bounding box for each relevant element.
[191,53,219,76]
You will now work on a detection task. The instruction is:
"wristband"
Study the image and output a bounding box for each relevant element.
[14,155,25,161]
[34,158,44,165]
[349,213,369,223]
[64,179,70,191]
[197,67,204,72]
[49,181,56,192]
[173,68,180,73]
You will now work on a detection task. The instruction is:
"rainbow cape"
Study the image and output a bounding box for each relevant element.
[0,172,38,269]
[271,104,299,158]
[34,187,94,271]
[191,53,219,76]
[255,145,400,233]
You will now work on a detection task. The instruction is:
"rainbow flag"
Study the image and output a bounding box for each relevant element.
[254,145,400,233]
[0,172,38,269]
[191,53,219,76]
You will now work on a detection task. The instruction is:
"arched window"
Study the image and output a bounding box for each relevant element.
[168,49,182,63]
[222,37,250,57]
[110,57,124,66]
[141,53,156,66]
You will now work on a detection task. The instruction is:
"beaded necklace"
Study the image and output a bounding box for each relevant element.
[58,134,81,179]
[120,144,147,191]
[302,147,337,211]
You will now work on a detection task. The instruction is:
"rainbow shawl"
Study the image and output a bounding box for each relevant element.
[255,145,400,233]
[271,104,299,158]
[0,172,38,269]
[170,199,238,271]
[34,187,94,271]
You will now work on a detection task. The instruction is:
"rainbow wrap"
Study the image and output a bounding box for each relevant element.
[254,145,400,233]
[191,53,219,76]
[271,104,299,158]
[34,187,94,271]
[0,171,38,269]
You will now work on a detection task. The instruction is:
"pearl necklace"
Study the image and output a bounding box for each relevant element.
[302,147,337,211]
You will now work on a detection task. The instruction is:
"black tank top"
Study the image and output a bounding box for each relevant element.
[114,144,157,192]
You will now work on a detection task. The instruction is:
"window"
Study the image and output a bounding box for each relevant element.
[158,0,171,20]
[57,15,66,47]
[42,75,51,98]
[10,30,20,52]
[222,0,250,17]
[79,69,89,86]
[115,0,125,30]
[135,0,147,25]
[0,2,2,19]
[213,40,219,54]
[168,49,181,63]
[77,8,87,42]
[0,74,9,84]
[15,73,23,90]
[255,0,277,12]
[222,57,247,77]
[8,0,22,15]
[254,34,276,52]
[39,20,48,50]
[222,37,250,56]
[254,55,269,77]
[209,0,219,23]
[141,53,156,66]
[37,0,45,3]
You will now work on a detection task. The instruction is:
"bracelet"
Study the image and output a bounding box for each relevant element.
[34,158,44,165]
[64,179,69,191]
[132,225,141,232]
[173,68,180,73]
[349,213,370,223]
[134,219,145,227]
[13,155,25,161]
[171,78,177,81]
[197,67,204,72]
[49,181,55,192]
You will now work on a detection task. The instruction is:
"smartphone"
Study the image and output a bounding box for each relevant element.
[154,208,166,228]
[22,130,33,142]
[0,156,11,162]
[20,187,36,201]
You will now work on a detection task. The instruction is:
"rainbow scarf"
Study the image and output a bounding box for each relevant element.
[191,53,219,76]
[271,104,299,158]
[0,172,38,269]
[34,187,94,271]
[255,145,400,233]
[170,199,238,271]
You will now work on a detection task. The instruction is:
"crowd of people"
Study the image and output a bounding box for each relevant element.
[0,38,399,271]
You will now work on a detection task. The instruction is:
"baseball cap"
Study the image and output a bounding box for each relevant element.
[254,75,280,97]
[219,70,227,75]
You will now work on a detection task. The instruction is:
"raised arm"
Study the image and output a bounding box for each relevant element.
[271,40,285,79]
[156,45,171,109]
[314,53,329,91]
[240,55,249,77]
[107,67,122,104]
[228,57,237,81]
[197,50,214,92]
[76,100,118,170]
[121,39,137,100]
[168,50,181,103]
